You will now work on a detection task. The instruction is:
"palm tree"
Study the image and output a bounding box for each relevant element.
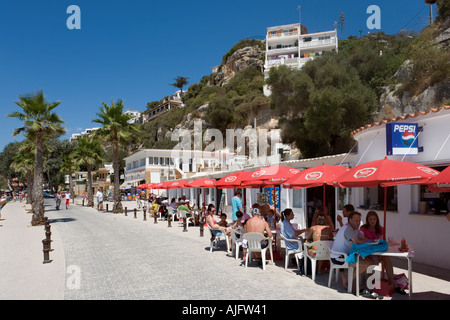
[72,136,104,207]
[8,90,65,225]
[60,153,79,203]
[10,141,35,205]
[93,99,140,213]
[171,76,189,98]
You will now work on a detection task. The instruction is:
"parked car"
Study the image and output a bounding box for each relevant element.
[43,192,54,198]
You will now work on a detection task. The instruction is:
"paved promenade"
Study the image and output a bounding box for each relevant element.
[1,199,450,302]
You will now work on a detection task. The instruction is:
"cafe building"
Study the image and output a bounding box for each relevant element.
[274,105,450,269]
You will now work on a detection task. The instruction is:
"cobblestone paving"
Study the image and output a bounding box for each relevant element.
[45,201,361,300]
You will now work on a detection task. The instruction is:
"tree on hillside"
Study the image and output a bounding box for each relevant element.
[92,99,139,213]
[72,136,104,207]
[338,12,346,39]
[8,90,65,226]
[171,76,189,98]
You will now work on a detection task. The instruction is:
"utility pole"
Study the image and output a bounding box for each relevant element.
[425,0,437,26]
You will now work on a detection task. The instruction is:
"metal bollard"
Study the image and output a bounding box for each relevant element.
[42,239,52,264]
[168,214,172,228]
[183,217,188,232]
[106,203,108,212]
[153,210,158,224]
[200,222,204,237]
[134,208,137,219]
[82,199,84,206]
[125,207,127,216]
[143,207,147,221]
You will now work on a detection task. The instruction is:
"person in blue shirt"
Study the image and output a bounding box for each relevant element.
[280,208,309,251]
[231,190,243,222]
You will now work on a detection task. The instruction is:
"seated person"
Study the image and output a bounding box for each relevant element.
[205,204,229,243]
[217,213,228,228]
[265,208,280,229]
[311,206,335,230]
[280,208,309,251]
[242,208,273,261]
[307,214,334,274]
[177,200,190,212]
[330,211,372,291]
[360,211,406,295]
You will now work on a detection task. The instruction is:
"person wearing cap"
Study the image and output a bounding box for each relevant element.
[242,208,273,262]
[177,200,190,212]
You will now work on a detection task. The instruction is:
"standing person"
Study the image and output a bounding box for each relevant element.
[231,190,243,223]
[55,192,61,210]
[96,188,104,211]
[336,204,354,228]
[137,193,142,210]
[330,211,371,291]
[65,191,71,209]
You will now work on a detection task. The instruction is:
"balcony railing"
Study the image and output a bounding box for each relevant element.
[267,31,298,38]
[300,39,336,49]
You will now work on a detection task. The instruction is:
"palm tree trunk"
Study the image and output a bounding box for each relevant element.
[31,134,45,226]
[87,165,94,207]
[69,169,74,203]
[26,170,34,205]
[112,140,123,213]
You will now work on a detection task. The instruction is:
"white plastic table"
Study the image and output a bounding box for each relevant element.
[355,243,414,299]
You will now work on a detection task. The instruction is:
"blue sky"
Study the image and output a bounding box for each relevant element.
[0,0,438,152]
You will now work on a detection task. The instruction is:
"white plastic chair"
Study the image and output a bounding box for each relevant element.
[243,233,273,271]
[279,234,303,270]
[230,228,244,259]
[328,249,355,293]
[303,240,333,281]
[208,225,230,253]
[178,209,190,227]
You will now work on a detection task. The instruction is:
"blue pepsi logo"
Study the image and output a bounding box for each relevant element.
[402,131,415,147]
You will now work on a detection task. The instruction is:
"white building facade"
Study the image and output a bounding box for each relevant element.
[263,23,338,96]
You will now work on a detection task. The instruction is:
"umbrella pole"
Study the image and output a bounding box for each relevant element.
[242,187,246,214]
[382,186,387,280]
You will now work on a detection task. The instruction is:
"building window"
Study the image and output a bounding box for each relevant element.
[292,189,303,208]
[154,157,159,165]
[364,186,397,212]
[140,159,145,167]
[148,157,153,165]
[420,166,450,214]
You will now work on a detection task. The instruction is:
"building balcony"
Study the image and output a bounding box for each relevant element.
[300,38,337,49]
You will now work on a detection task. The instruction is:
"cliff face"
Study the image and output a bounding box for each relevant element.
[376,24,450,121]
[213,45,265,86]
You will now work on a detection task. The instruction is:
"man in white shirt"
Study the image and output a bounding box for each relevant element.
[330,211,371,291]
[96,188,104,211]
[65,192,71,209]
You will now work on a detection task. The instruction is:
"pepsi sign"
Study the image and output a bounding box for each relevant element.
[386,123,419,155]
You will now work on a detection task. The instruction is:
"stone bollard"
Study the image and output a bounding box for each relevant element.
[134,208,137,219]
[125,207,128,216]
[42,239,52,264]
[168,214,172,228]
[143,207,147,221]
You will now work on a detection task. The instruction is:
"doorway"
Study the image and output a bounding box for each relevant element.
[306,185,336,228]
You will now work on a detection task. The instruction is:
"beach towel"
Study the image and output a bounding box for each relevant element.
[346,240,388,265]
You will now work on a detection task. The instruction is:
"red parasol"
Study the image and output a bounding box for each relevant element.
[283,163,349,221]
[151,181,172,189]
[136,183,153,189]
[165,180,189,189]
[427,165,450,192]
[186,178,217,188]
[216,171,252,189]
[241,165,302,186]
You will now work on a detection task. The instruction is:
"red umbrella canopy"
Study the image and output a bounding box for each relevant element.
[137,183,154,189]
[165,180,188,189]
[335,157,439,188]
[151,181,172,189]
[428,166,450,192]
[216,171,252,189]
[242,165,302,185]
[186,178,217,188]
[283,163,349,189]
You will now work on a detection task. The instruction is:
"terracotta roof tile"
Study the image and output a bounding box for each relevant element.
[351,105,450,137]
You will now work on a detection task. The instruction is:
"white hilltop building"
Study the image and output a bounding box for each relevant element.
[263,23,338,96]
